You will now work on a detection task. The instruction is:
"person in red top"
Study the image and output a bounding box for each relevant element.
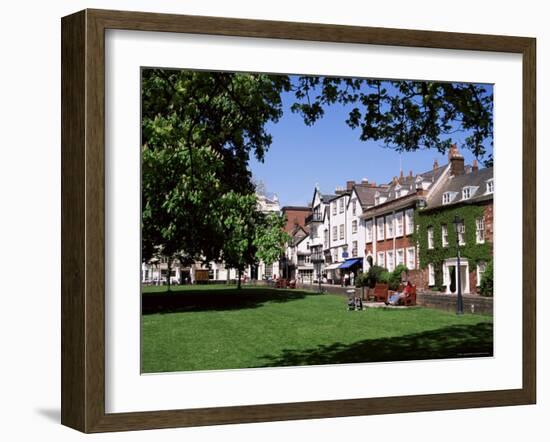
[387,281,413,306]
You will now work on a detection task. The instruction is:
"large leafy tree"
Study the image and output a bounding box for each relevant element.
[218,192,261,289]
[141,69,291,264]
[141,70,494,280]
[254,212,290,269]
[290,77,493,166]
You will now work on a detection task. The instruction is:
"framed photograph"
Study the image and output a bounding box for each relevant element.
[61,9,536,433]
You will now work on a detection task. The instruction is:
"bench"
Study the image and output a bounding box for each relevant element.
[372,283,389,302]
[396,283,417,306]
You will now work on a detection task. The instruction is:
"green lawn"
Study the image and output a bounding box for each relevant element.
[141,285,493,373]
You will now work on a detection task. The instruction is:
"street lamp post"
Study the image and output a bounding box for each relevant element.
[453,214,464,315]
[311,248,324,294]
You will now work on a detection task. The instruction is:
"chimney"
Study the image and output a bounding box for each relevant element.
[409,170,413,179]
[361,177,369,185]
[472,159,479,172]
[448,143,465,176]
[433,159,439,174]
[399,170,404,183]
[392,176,399,185]
[346,180,355,190]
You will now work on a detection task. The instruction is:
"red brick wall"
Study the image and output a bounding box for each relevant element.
[469,269,479,295]
[409,268,428,290]
[282,208,311,233]
[374,235,414,252]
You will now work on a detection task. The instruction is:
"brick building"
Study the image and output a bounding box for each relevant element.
[417,148,494,294]
[281,206,311,234]
[361,161,448,283]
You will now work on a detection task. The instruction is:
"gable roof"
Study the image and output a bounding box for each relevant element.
[352,184,381,209]
[426,167,493,210]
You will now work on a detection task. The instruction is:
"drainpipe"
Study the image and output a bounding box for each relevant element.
[392,210,396,269]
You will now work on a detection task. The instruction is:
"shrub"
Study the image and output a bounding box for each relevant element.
[354,272,368,288]
[480,260,494,297]
[358,265,386,288]
[386,264,408,291]
[360,264,409,290]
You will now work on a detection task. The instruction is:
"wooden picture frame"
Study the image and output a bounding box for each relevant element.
[61,8,536,433]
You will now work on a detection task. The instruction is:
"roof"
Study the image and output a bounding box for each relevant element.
[426,167,493,210]
[375,165,447,203]
[320,193,338,203]
[281,206,311,211]
[352,184,380,209]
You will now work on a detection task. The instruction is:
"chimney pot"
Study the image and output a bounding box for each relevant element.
[448,144,465,176]
[346,180,355,190]
[433,159,439,171]
[409,170,413,178]
[472,159,479,172]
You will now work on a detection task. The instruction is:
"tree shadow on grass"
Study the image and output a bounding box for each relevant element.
[258,322,494,367]
[142,287,317,314]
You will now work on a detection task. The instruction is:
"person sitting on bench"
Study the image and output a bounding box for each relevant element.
[387,281,413,305]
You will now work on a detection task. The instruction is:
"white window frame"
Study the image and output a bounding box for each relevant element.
[395,212,404,237]
[427,227,434,249]
[352,241,358,257]
[458,222,466,245]
[386,250,395,272]
[366,220,373,243]
[442,225,449,247]
[486,179,494,194]
[339,198,344,213]
[339,224,344,240]
[352,200,357,216]
[332,202,337,215]
[476,261,487,287]
[396,248,404,266]
[332,225,337,241]
[351,219,358,234]
[377,251,385,267]
[406,247,415,270]
[376,217,385,241]
[386,214,394,239]
[476,217,485,244]
[428,263,435,286]
[442,191,457,205]
[405,208,414,235]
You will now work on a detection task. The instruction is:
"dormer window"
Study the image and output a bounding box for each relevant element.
[462,186,478,200]
[375,193,387,205]
[486,179,494,194]
[442,191,457,205]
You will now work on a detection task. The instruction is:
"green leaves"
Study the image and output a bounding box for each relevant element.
[254,212,290,266]
[141,69,291,263]
[291,78,493,166]
[413,206,492,290]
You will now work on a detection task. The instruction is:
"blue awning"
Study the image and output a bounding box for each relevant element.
[338,258,362,269]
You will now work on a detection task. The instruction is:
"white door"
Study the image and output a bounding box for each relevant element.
[444,260,470,294]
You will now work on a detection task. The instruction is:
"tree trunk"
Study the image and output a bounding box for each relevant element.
[237,269,242,290]
[166,258,171,292]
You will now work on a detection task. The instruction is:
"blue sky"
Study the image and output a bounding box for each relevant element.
[249,82,493,207]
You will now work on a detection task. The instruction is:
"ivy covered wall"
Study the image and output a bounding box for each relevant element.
[412,204,492,290]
